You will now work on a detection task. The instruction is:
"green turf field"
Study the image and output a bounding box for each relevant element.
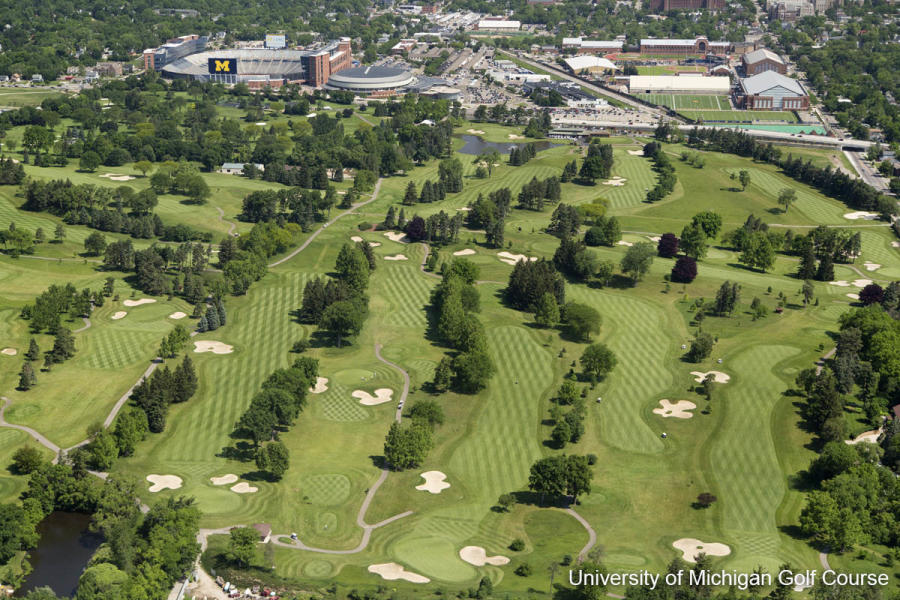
[635,93,730,111]
[1,117,898,597]
[679,110,800,123]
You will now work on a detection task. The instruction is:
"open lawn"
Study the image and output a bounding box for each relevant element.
[2,118,898,596]
[0,88,68,107]
[679,110,800,123]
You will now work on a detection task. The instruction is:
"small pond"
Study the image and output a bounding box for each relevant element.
[456,134,561,155]
[16,511,102,598]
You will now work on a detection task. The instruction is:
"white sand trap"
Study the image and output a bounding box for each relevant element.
[353,388,394,406]
[846,428,882,445]
[691,371,730,383]
[603,177,627,186]
[863,262,881,271]
[497,251,537,266]
[508,134,524,139]
[111,311,127,320]
[368,563,430,584]
[230,482,258,494]
[384,254,408,261]
[459,546,510,567]
[892,242,900,248]
[466,129,485,135]
[350,236,364,242]
[123,298,156,307]
[255,121,266,125]
[847,293,860,300]
[647,236,661,242]
[456,207,472,211]
[168,312,187,320]
[828,280,851,287]
[852,279,872,288]
[193,340,234,354]
[453,249,476,256]
[415,471,450,494]
[616,240,633,247]
[627,149,645,156]
[369,242,382,247]
[1,348,17,356]
[673,538,731,563]
[383,231,409,243]
[210,474,238,486]
[309,376,329,394]
[653,399,696,419]
[99,173,135,181]
[146,474,182,492]
[843,211,879,220]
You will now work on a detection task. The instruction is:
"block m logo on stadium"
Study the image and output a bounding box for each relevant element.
[208,58,237,74]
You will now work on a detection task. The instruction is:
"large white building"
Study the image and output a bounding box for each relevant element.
[561,37,624,54]
[628,75,731,94]
[564,56,619,74]
[475,19,521,31]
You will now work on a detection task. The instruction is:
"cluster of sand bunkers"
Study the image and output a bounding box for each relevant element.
[497,251,538,266]
[603,176,627,186]
[651,371,731,421]
[146,473,258,494]
[843,211,879,220]
[367,545,510,584]
[99,172,136,182]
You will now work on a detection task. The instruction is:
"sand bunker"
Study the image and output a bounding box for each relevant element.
[123,298,156,307]
[892,242,900,248]
[1,348,17,356]
[673,538,731,563]
[368,563,430,584]
[602,177,627,186]
[616,240,633,247]
[147,474,182,492]
[847,293,860,300]
[863,262,881,271]
[210,474,239,486]
[466,129,485,135]
[453,249,476,256]
[691,371,730,384]
[627,149,645,156]
[350,236,364,242]
[111,311,127,320]
[459,546,510,567]
[843,211,879,220]
[193,340,234,354]
[384,254,408,261]
[255,121,266,126]
[168,312,187,320]
[415,471,450,494]
[647,236,661,242]
[508,134,524,139]
[353,388,394,406]
[846,428,882,445]
[309,377,329,394]
[383,231,409,243]
[497,251,537,266]
[230,482,258,494]
[653,399,697,419]
[100,173,135,181]
[852,279,872,288]
[828,280,851,287]
[456,207,472,211]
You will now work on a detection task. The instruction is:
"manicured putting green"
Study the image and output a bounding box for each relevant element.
[315,512,339,535]
[304,559,335,578]
[332,368,377,386]
[392,536,478,582]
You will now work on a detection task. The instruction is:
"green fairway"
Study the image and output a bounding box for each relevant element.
[2,112,898,597]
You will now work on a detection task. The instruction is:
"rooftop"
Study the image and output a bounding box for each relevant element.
[743,48,784,65]
[740,71,806,95]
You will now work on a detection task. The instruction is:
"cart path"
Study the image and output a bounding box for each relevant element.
[214,206,237,236]
[268,177,383,268]
[0,396,61,455]
[565,507,597,561]
[73,316,91,333]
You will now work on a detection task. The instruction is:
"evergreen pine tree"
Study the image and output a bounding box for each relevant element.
[192,303,204,318]
[18,362,36,390]
[798,245,817,280]
[25,338,40,362]
[206,306,220,330]
[815,254,835,282]
[173,355,198,403]
[197,315,209,333]
[403,181,418,205]
[217,299,226,326]
[398,208,407,229]
[384,206,396,228]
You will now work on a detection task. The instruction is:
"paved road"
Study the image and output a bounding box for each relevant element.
[844,150,890,192]
[819,550,831,570]
[374,342,409,423]
[73,316,92,333]
[268,178,383,268]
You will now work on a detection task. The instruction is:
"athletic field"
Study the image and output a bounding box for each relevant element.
[634,93,731,110]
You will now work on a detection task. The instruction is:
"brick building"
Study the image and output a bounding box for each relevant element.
[742,48,786,75]
[640,36,731,55]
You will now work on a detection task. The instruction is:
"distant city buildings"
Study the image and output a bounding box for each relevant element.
[768,0,815,21]
[648,0,724,11]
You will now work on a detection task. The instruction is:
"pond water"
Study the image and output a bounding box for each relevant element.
[16,512,102,598]
[456,134,561,155]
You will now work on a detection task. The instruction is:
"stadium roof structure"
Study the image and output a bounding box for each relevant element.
[477,19,521,28]
[628,75,731,93]
[564,56,619,72]
[162,49,311,78]
[562,37,624,49]
[740,71,805,96]
[326,65,417,91]
[742,48,784,65]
